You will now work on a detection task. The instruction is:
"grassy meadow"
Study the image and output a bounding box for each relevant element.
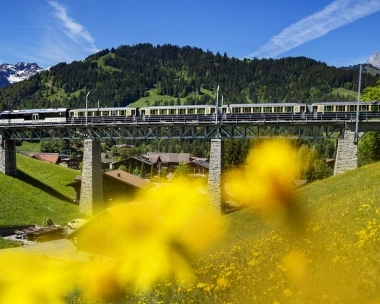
[1,141,380,303]
[119,161,380,304]
[0,154,82,227]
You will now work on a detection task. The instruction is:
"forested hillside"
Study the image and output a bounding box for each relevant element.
[0,43,378,110]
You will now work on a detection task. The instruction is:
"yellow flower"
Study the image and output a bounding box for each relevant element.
[283,288,293,297]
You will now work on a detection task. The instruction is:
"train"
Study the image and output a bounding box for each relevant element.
[0,101,379,125]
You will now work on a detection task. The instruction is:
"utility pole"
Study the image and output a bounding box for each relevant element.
[355,65,362,144]
[86,91,90,126]
[216,85,220,124]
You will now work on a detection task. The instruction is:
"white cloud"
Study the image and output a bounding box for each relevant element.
[48,0,99,54]
[246,0,380,59]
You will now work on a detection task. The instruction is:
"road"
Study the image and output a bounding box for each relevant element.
[0,237,92,262]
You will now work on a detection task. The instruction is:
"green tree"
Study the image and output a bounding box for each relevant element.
[133,167,140,176]
[307,159,333,181]
[362,80,380,101]
[223,139,250,170]
[358,131,380,166]
[174,162,189,178]
[119,165,127,172]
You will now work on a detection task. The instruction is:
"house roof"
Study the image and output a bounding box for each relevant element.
[190,159,209,169]
[112,156,153,166]
[68,172,154,190]
[104,170,155,190]
[31,153,60,164]
[145,152,190,163]
[66,202,139,239]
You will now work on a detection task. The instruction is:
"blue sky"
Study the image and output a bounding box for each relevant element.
[0,0,379,69]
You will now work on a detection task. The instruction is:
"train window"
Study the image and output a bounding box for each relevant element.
[232,108,240,113]
[103,111,109,116]
[360,105,368,111]
[253,107,261,113]
[151,110,159,115]
[273,107,282,113]
[325,106,333,112]
[119,110,125,116]
[243,107,251,113]
[197,109,205,114]
[179,109,186,114]
[111,111,117,116]
[188,109,195,114]
[372,105,379,112]
[336,105,345,111]
[349,105,356,111]
[169,109,176,115]
[79,112,85,117]
[285,107,292,113]
[264,107,272,113]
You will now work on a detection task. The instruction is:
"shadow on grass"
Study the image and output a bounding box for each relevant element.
[17,170,75,204]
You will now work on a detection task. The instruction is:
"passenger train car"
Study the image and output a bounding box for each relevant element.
[0,101,379,125]
[0,108,68,124]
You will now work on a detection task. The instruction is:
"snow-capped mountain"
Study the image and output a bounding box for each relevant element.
[366,51,380,69]
[0,62,43,88]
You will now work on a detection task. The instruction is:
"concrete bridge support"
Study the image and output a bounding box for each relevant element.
[208,139,226,214]
[79,139,104,215]
[0,135,17,176]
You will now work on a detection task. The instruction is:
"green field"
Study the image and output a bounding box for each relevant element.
[123,161,380,303]
[0,154,82,227]
[1,153,380,302]
[331,87,358,99]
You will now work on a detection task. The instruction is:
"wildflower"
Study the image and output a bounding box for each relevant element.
[283,288,293,297]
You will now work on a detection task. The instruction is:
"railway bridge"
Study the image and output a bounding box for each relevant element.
[1,117,379,214]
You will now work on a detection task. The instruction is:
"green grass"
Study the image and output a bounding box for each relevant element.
[124,162,380,303]
[129,87,216,108]
[16,141,41,153]
[0,237,21,249]
[0,154,82,227]
[332,87,358,99]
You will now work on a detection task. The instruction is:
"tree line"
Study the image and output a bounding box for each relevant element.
[1,43,378,110]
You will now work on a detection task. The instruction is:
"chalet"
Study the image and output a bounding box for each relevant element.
[66,203,140,257]
[143,152,191,172]
[188,158,209,174]
[115,144,134,153]
[66,155,83,170]
[111,156,154,176]
[67,170,155,205]
[101,153,112,170]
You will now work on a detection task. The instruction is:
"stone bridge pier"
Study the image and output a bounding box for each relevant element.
[0,134,17,176]
[208,139,226,214]
[79,139,104,215]
[334,122,380,175]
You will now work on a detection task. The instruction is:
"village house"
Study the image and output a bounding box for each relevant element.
[66,203,139,257]
[29,152,61,164]
[66,169,155,205]
[142,152,191,173]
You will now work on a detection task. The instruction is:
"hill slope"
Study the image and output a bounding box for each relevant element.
[0,154,82,226]
[136,162,380,303]
[1,44,379,111]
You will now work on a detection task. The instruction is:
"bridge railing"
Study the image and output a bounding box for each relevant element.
[2,112,380,128]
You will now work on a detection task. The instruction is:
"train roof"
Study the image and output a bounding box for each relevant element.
[1,108,68,114]
[223,103,306,107]
[311,101,377,105]
[140,105,216,110]
[70,107,138,112]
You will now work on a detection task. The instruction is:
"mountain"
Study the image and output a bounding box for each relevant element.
[0,44,379,111]
[366,51,380,69]
[0,62,43,88]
